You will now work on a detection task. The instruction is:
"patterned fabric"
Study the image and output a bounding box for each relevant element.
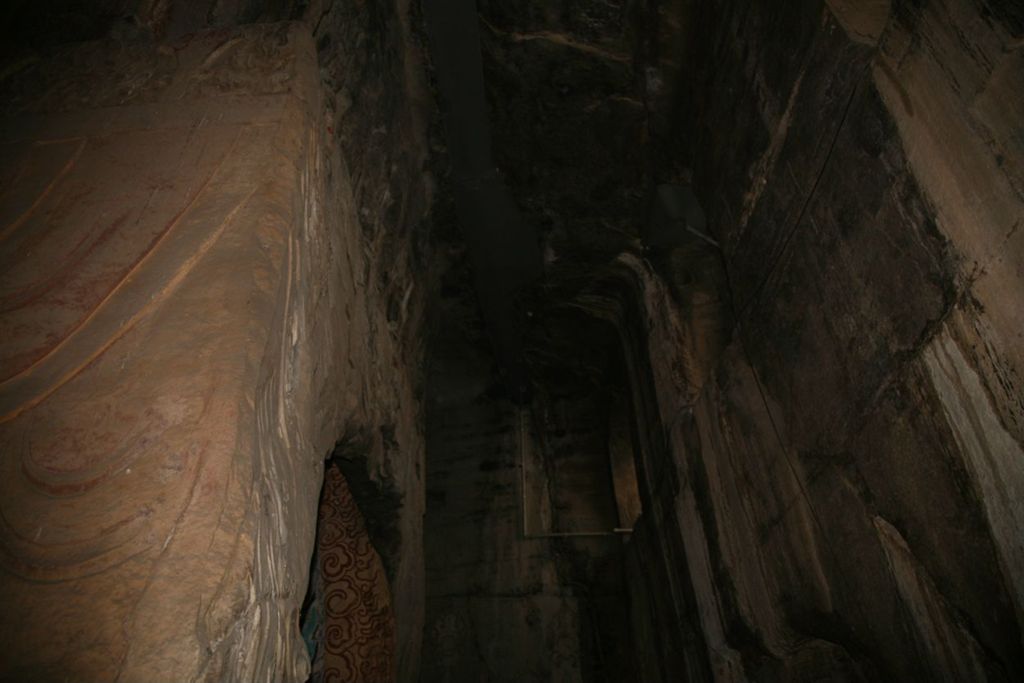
[312,465,395,683]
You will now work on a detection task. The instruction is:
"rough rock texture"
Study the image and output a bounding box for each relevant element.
[0,8,431,681]
[2,0,1021,680]
[418,9,649,680]
[422,0,1024,679]
[1,0,308,47]
[477,0,647,268]
[619,0,1024,679]
[309,1,434,677]
[420,258,636,683]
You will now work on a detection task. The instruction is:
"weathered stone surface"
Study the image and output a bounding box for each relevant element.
[2,0,1020,680]
[0,25,320,681]
[477,0,646,264]
[310,1,435,678]
[0,12,431,681]
[420,259,636,683]
[620,0,1024,679]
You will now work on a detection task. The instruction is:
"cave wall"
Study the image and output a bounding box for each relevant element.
[420,262,636,683]
[416,4,651,677]
[476,0,647,261]
[0,1,431,680]
[310,0,434,677]
[625,0,1024,679]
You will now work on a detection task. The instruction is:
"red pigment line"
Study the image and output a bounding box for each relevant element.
[0,212,130,314]
[0,139,87,245]
[0,128,245,388]
[18,434,147,498]
[0,182,259,424]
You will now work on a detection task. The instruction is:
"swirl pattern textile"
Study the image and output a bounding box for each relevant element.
[314,465,395,682]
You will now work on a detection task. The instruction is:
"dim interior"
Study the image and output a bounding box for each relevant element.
[0,1,1022,682]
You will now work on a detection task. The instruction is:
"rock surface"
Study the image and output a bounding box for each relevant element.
[619,0,1024,679]
[454,0,1024,679]
[1,0,1021,681]
[0,9,431,681]
[420,262,637,683]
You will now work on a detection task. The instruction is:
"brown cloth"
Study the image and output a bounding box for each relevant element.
[312,465,395,683]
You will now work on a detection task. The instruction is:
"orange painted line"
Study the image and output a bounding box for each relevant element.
[0,211,128,314]
[0,138,86,244]
[0,128,243,387]
[0,183,258,424]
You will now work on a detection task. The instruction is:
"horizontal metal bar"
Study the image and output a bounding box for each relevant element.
[518,407,633,539]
